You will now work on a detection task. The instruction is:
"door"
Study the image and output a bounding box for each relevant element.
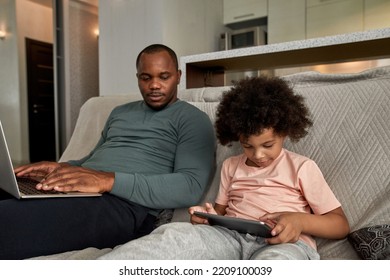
[26,38,56,162]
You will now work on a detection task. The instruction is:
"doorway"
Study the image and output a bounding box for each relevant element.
[26,38,56,162]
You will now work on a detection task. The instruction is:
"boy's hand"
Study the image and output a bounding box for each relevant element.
[259,212,304,244]
[188,203,217,225]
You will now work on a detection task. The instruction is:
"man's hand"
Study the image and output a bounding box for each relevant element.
[14,161,67,181]
[36,165,115,193]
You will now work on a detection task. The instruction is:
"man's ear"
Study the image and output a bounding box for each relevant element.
[177,69,182,84]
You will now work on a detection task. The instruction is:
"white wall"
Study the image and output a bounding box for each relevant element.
[0,0,20,163]
[61,0,99,149]
[162,0,225,58]
[0,0,52,165]
[1,0,224,163]
[99,0,225,95]
[99,0,163,95]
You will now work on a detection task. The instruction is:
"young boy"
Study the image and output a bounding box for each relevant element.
[100,76,350,260]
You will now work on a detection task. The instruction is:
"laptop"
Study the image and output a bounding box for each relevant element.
[0,121,102,199]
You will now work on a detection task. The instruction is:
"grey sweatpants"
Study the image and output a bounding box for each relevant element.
[99,222,320,260]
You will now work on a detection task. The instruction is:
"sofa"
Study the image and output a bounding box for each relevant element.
[32,66,390,260]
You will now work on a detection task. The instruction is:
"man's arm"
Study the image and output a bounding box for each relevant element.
[110,110,216,209]
[31,104,216,209]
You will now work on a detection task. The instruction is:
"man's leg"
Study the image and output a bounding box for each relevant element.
[99,222,243,260]
[0,194,154,259]
[0,189,13,200]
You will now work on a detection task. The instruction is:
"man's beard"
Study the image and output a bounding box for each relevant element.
[145,102,168,111]
[145,92,176,111]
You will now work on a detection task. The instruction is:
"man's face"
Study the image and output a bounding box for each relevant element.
[136,51,181,110]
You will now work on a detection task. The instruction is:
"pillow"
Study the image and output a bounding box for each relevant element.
[348,224,390,260]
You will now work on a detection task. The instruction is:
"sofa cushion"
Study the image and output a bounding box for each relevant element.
[281,66,390,259]
[347,224,390,260]
[178,86,231,102]
[59,95,141,162]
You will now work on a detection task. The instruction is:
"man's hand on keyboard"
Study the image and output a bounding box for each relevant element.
[35,165,114,194]
[14,161,69,182]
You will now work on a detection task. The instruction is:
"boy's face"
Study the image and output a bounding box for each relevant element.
[239,128,285,168]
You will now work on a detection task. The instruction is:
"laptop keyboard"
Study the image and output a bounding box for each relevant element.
[17,177,58,195]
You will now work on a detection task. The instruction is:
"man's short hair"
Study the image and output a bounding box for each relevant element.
[136,44,179,70]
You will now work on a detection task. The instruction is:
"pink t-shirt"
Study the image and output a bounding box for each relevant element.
[215,149,341,249]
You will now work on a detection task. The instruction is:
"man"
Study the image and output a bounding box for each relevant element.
[0,44,216,259]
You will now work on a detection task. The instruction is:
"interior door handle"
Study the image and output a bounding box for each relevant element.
[32,104,45,113]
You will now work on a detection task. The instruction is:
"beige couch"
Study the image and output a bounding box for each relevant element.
[33,66,390,260]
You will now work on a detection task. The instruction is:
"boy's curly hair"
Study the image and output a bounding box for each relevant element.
[215,76,313,146]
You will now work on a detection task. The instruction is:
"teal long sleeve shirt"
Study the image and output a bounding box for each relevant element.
[67,100,216,211]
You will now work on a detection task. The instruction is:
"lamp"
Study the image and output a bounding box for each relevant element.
[0,30,5,40]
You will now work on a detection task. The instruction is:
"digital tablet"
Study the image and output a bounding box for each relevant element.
[193,211,272,238]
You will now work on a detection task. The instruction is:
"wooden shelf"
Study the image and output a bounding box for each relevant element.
[180,28,390,89]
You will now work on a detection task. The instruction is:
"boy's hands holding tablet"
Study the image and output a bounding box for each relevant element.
[189,203,273,238]
[189,202,218,225]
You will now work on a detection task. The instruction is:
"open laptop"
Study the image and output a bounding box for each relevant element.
[0,121,101,199]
